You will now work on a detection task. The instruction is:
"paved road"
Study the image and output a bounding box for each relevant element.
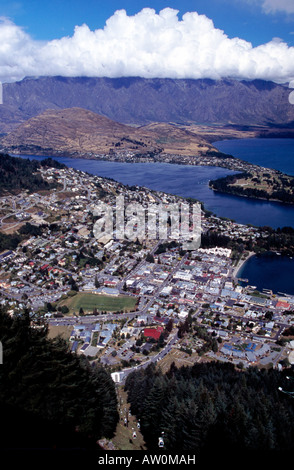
[117,329,180,382]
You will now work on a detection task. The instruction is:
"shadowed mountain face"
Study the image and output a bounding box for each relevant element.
[1,76,294,134]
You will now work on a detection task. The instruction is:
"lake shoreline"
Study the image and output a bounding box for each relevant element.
[210,186,294,206]
[233,251,256,278]
[11,144,294,228]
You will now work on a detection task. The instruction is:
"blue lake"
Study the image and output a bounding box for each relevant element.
[237,252,294,296]
[214,138,294,176]
[15,146,294,229]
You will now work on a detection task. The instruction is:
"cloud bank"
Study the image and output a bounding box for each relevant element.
[1,8,294,84]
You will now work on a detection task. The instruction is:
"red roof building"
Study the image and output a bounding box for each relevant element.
[143,327,164,341]
[40,264,49,271]
[275,301,290,310]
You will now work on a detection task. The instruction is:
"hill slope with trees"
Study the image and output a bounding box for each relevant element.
[0,153,64,195]
[0,306,119,453]
[210,170,294,204]
[125,362,294,457]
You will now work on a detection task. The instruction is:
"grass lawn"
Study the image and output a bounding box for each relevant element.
[59,292,137,314]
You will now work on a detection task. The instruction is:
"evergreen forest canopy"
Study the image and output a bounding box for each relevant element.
[0,307,119,451]
[0,153,65,195]
[125,362,294,456]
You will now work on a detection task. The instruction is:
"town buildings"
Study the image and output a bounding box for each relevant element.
[1,163,294,376]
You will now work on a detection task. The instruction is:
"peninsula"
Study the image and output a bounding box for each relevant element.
[209,168,294,204]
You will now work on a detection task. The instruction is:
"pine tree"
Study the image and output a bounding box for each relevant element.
[95,275,100,288]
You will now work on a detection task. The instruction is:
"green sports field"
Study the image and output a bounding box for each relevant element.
[59,292,138,314]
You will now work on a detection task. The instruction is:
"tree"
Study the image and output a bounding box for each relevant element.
[140,376,167,449]
[46,302,54,312]
[165,318,173,333]
[95,275,100,289]
[79,307,84,316]
[70,278,79,291]
[61,305,69,314]
[158,333,165,348]
[211,338,218,353]
[264,311,273,321]
[146,253,154,263]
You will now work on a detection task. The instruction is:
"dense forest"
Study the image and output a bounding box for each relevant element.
[0,306,119,453]
[0,231,21,252]
[125,362,294,457]
[0,153,65,195]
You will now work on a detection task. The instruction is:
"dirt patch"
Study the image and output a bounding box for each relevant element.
[156,347,201,374]
[47,324,72,341]
[0,221,26,234]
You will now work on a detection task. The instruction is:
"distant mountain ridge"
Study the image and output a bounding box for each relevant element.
[1,76,294,134]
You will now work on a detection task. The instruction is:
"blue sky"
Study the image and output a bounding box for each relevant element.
[1,0,294,83]
[2,0,294,45]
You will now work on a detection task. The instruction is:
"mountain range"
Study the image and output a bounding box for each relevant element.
[1,76,294,134]
[1,76,293,161]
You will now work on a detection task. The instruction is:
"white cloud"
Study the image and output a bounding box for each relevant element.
[262,0,294,14]
[1,8,294,84]
[241,0,294,14]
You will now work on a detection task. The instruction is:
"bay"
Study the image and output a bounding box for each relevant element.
[214,138,294,176]
[237,252,294,296]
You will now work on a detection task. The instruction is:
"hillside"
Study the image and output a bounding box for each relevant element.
[209,169,294,204]
[124,362,294,457]
[0,306,118,454]
[1,76,294,134]
[0,107,218,159]
[0,153,64,195]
